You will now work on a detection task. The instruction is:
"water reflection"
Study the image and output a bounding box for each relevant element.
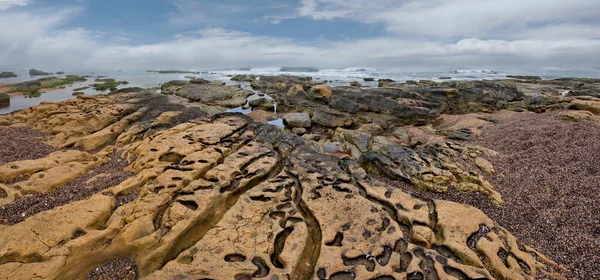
[225,82,284,128]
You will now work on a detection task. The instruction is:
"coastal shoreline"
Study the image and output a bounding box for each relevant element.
[0,73,598,279]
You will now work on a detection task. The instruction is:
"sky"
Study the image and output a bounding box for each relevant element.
[0,0,599,71]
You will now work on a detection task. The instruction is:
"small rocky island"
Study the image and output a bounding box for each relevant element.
[0,75,598,279]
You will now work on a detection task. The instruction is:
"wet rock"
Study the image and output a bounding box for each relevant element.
[160,80,188,95]
[0,72,17,78]
[439,77,452,80]
[111,87,144,94]
[363,78,375,82]
[507,75,542,81]
[350,81,362,87]
[248,98,275,111]
[378,79,395,87]
[230,74,256,82]
[0,93,9,106]
[283,113,312,128]
[72,92,85,96]
[189,78,210,84]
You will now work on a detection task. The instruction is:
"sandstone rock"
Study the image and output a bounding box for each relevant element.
[283,113,311,128]
[247,110,279,124]
[474,157,495,174]
[556,110,600,122]
[0,93,563,280]
[568,99,600,115]
[308,84,332,99]
[357,123,384,135]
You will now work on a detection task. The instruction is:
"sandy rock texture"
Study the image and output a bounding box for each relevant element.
[0,90,565,280]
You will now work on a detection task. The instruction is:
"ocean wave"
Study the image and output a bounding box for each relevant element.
[454,69,498,74]
[319,67,377,73]
[279,67,320,72]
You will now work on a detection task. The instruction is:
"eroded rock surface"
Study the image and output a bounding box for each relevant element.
[0,91,565,280]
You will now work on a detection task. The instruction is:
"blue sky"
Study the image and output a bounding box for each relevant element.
[0,0,599,70]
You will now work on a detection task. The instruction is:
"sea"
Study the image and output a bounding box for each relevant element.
[1,66,599,115]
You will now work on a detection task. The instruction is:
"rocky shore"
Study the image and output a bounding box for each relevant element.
[0,74,599,279]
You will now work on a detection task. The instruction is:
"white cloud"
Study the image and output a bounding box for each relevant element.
[0,0,31,10]
[0,6,599,71]
[293,0,600,38]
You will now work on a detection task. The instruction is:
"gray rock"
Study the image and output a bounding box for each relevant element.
[312,110,354,128]
[249,98,275,111]
[329,97,360,113]
[333,128,372,158]
[283,113,312,128]
[447,128,476,141]
[323,142,345,153]
[173,83,254,108]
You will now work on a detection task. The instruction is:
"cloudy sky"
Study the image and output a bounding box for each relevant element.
[1,0,599,71]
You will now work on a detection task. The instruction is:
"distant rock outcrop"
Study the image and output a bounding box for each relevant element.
[0,72,17,78]
[29,69,51,76]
